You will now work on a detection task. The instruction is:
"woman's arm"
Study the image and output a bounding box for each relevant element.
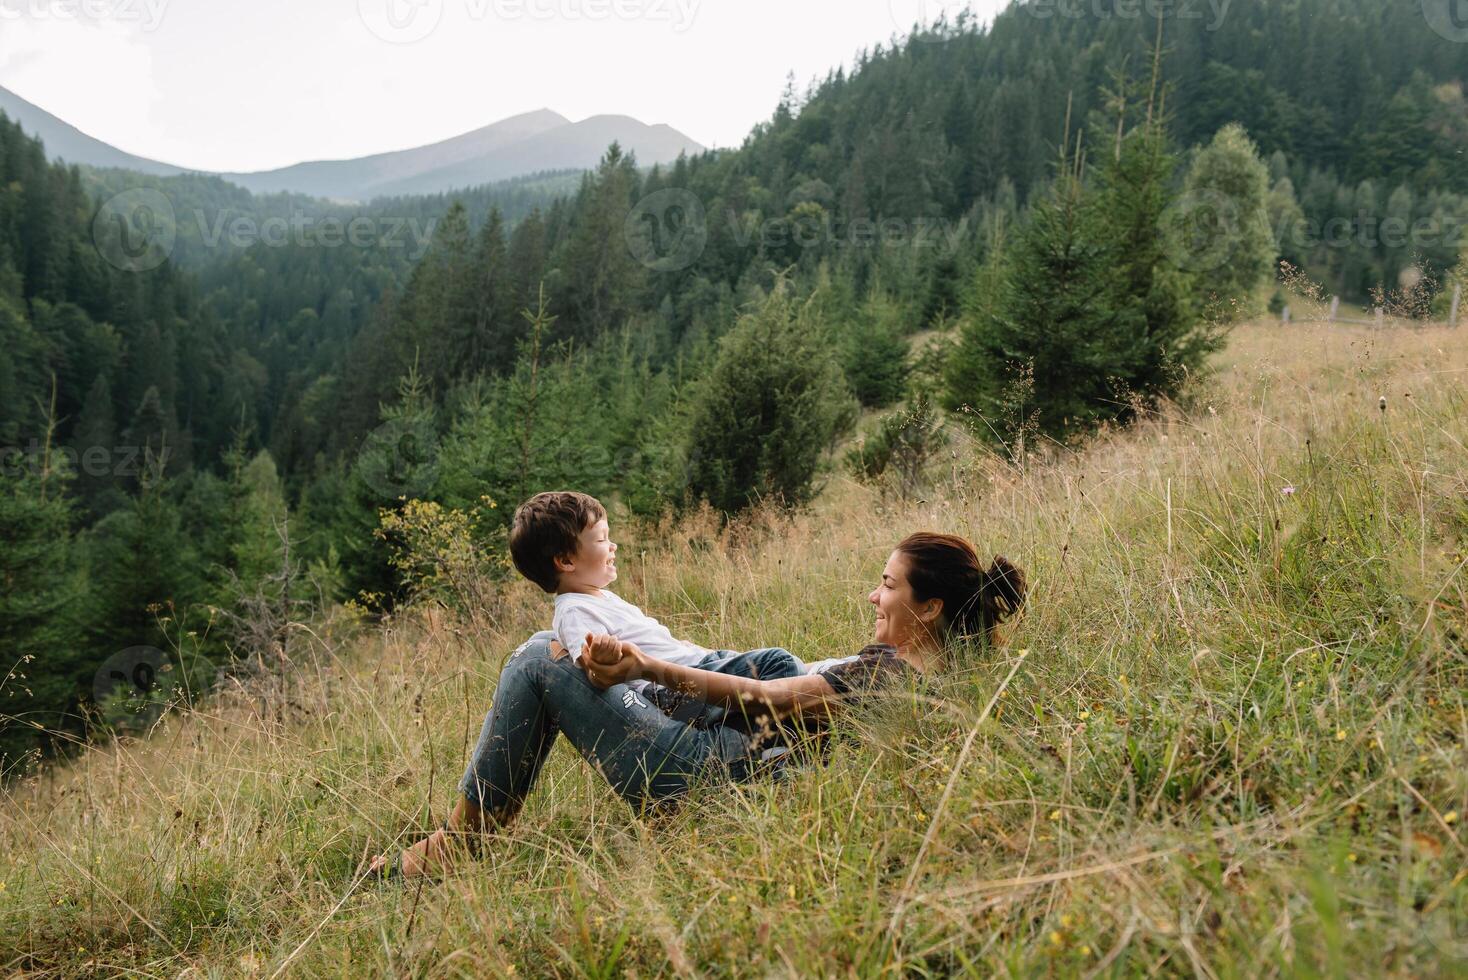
[581,634,846,724]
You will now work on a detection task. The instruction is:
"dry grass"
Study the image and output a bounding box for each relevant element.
[2,322,1465,977]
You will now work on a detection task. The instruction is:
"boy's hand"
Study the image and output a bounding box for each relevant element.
[584,632,622,666]
[581,638,647,690]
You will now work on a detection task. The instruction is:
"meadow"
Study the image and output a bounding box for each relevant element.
[2,321,1465,977]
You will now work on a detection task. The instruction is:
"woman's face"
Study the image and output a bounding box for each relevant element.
[868,550,941,650]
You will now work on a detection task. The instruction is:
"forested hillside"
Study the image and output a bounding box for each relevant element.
[3,0,1467,769]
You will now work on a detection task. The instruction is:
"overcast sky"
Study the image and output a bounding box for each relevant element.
[0,0,1007,173]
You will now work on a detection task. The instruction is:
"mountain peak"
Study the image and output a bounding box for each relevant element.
[0,88,700,202]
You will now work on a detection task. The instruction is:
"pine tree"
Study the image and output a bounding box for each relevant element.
[466,208,517,375]
[0,409,87,769]
[84,466,200,680]
[72,372,122,518]
[230,450,290,588]
[840,292,911,408]
[1176,123,1277,321]
[122,385,181,487]
[1432,247,1466,320]
[945,149,1124,440]
[402,203,476,389]
[942,217,1008,415]
[683,282,855,514]
[507,209,549,315]
[1091,119,1219,406]
[437,288,614,515]
[0,294,47,445]
[557,144,645,343]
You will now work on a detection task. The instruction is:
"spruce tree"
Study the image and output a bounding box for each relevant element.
[72,373,121,518]
[467,208,517,375]
[558,144,644,343]
[944,151,1124,440]
[1175,123,1277,321]
[1092,121,1220,406]
[840,292,911,409]
[437,289,613,514]
[84,468,200,674]
[0,418,86,769]
[507,209,549,315]
[942,218,1008,416]
[682,282,855,514]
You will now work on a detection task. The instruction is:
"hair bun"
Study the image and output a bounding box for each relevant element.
[982,556,1026,622]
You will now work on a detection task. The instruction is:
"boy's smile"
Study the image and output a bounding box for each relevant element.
[556,517,619,594]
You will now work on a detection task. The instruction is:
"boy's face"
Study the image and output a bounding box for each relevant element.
[555,517,618,593]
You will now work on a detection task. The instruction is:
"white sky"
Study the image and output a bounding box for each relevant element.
[0,0,1006,173]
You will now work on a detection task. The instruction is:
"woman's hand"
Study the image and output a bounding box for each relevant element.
[580,634,647,690]
[584,632,622,666]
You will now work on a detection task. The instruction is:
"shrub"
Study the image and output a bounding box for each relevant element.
[844,394,948,499]
[683,282,856,514]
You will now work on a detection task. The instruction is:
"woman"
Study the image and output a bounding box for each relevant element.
[367,532,1025,879]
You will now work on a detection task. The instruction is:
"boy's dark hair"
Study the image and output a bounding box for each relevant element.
[509,491,607,593]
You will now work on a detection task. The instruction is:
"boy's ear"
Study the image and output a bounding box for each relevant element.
[553,552,576,573]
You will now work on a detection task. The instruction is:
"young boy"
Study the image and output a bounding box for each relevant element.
[508,491,805,725]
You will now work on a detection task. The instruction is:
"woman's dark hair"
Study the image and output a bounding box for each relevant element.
[895,532,1026,642]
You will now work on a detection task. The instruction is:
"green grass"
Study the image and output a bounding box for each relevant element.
[2,323,1465,977]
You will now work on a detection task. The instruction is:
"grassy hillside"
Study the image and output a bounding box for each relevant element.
[2,323,1465,976]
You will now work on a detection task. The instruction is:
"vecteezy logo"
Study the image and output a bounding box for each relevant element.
[1162,188,1241,274]
[92,188,176,273]
[358,0,443,43]
[355,416,440,500]
[93,646,173,733]
[624,188,708,272]
[1423,0,1468,41]
[622,690,647,709]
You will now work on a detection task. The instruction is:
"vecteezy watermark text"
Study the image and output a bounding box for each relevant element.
[193,210,437,255]
[624,188,970,273]
[358,0,698,44]
[92,187,438,273]
[0,0,168,30]
[2,440,168,480]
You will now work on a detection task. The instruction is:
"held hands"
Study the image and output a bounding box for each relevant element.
[585,632,621,666]
[580,633,645,690]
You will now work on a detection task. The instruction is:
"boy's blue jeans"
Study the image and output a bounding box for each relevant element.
[458,633,802,815]
[648,646,804,730]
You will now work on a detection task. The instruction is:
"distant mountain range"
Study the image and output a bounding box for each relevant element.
[0,86,704,201]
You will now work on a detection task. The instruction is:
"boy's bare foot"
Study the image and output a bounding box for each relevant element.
[364,828,455,880]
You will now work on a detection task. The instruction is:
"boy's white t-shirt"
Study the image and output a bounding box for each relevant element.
[554,590,714,691]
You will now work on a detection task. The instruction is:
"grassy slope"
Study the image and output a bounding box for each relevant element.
[2,324,1465,977]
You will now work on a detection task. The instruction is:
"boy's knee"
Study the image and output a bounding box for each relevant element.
[745,647,803,680]
[502,634,557,675]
